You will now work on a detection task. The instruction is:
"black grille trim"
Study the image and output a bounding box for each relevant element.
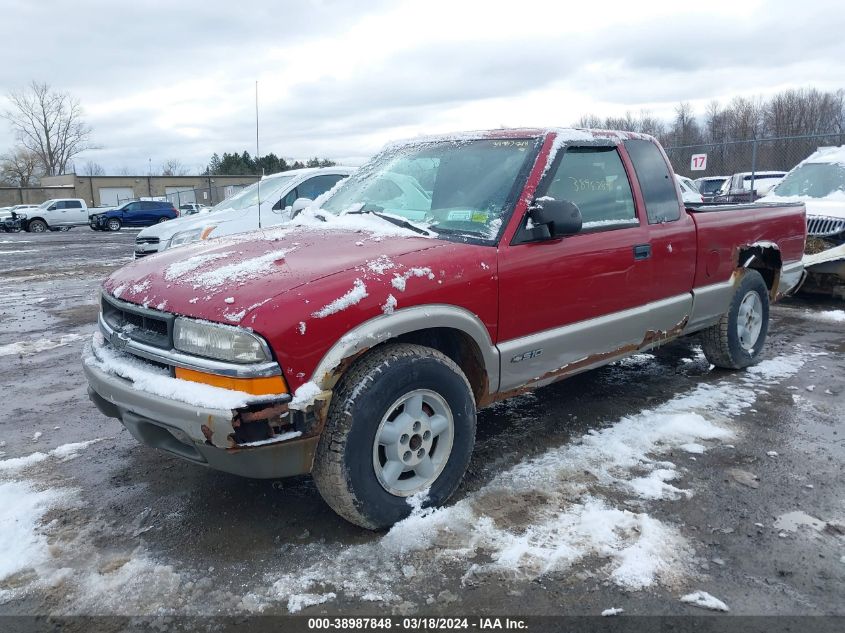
[101,293,174,349]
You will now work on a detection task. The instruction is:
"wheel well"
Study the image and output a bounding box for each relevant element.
[393,327,489,404]
[739,244,782,299]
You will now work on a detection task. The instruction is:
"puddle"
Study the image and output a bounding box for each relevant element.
[773,510,826,532]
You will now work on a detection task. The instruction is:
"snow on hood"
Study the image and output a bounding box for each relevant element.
[760,191,845,220]
[102,222,443,323]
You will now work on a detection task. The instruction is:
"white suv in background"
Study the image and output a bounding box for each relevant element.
[134,167,353,258]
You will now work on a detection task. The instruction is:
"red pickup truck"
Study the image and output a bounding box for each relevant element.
[83,128,806,529]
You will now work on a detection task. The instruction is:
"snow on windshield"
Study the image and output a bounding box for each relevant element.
[768,146,845,199]
[318,138,539,241]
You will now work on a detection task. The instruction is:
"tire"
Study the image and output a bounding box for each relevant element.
[701,269,770,369]
[312,343,477,530]
[107,218,122,232]
[157,217,169,223]
[28,219,48,233]
[60,226,72,231]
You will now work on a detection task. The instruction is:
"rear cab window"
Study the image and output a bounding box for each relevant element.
[623,139,681,223]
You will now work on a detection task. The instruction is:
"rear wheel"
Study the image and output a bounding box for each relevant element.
[107,218,122,232]
[28,219,47,233]
[312,344,476,529]
[157,217,168,223]
[701,269,770,369]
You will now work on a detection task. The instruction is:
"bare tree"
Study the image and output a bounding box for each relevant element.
[79,160,105,176]
[160,159,189,176]
[2,81,94,176]
[0,147,40,186]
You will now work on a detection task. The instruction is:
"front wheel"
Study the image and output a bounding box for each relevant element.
[28,219,48,233]
[107,218,122,232]
[701,269,770,369]
[312,344,476,530]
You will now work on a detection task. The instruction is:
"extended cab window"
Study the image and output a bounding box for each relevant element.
[542,146,638,230]
[623,139,681,223]
[66,200,82,208]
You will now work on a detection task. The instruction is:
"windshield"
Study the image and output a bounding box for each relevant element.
[209,176,294,212]
[38,200,53,209]
[772,163,845,198]
[321,138,538,241]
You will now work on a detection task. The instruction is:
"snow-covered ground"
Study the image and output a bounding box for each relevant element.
[0,340,823,614]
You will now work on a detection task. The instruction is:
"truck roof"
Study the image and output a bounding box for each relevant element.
[384,127,659,149]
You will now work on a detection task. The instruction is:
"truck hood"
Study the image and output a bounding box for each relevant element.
[760,192,845,220]
[102,225,444,323]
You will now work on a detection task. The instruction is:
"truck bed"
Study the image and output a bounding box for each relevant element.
[687,201,806,291]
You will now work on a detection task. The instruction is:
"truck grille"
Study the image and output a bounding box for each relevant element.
[807,216,845,238]
[101,294,173,349]
[134,236,161,259]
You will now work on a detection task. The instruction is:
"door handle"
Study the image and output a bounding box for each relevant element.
[633,244,651,260]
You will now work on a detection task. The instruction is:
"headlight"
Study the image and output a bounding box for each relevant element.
[173,318,270,363]
[169,225,217,249]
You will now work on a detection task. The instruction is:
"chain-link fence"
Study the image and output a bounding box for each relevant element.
[116,183,251,211]
[665,133,845,184]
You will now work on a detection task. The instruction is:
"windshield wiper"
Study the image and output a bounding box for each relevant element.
[347,206,432,236]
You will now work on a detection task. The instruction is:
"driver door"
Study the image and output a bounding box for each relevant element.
[497,145,653,391]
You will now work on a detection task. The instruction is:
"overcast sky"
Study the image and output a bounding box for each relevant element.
[2,0,844,174]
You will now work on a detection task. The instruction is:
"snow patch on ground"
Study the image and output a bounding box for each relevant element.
[0,481,68,583]
[0,439,104,473]
[258,350,807,612]
[680,590,730,612]
[801,309,845,324]
[0,333,86,357]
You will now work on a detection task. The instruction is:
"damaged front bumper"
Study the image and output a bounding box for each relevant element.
[802,243,845,297]
[83,346,325,479]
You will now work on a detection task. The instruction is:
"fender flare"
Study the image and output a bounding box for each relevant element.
[309,304,500,392]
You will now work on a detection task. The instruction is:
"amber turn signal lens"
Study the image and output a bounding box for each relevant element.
[174,367,288,396]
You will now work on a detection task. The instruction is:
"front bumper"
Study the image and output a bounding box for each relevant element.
[83,349,320,479]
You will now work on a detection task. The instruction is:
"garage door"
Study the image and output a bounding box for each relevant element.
[165,187,196,206]
[98,187,135,207]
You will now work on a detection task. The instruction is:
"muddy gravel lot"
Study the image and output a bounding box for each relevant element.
[0,230,843,626]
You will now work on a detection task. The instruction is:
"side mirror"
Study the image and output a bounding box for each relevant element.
[525,197,582,240]
[48,204,57,211]
[290,197,312,218]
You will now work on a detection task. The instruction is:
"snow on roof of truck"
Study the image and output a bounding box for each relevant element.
[259,166,354,181]
[802,145,845,166]
[382,127,659,151]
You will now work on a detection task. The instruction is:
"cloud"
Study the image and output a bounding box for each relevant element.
[1,0,843,173]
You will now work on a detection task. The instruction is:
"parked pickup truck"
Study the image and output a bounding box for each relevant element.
[22,198,92,232]
[83,128,806,529]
